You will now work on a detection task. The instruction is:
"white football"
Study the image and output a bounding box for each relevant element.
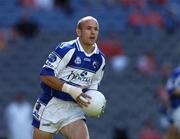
[82,90,106,118]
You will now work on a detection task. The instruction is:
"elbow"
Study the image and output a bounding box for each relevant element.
[39,75,55,85]
[39,75,49,83]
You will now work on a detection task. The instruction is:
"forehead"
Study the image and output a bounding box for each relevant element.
[83,19,99,27]
[78,17,99,29]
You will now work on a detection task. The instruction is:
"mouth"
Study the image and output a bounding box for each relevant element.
[90,36,95,40]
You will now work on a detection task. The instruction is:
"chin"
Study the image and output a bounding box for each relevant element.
[90,41,96,45]
[86,42,94,46]
[90,43,95,46]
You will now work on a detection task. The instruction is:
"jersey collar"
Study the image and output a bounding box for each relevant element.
[76,37,99,56]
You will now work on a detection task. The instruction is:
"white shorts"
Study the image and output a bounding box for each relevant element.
[172,107,180,131]
[32,97,85,133]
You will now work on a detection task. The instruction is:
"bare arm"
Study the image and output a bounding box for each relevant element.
[40,75,64,91]
[172,88,180,97]
[40,75,90,107]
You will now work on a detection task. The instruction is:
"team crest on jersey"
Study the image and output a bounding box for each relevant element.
[74,56,81,64]
[92,61,99,69]
[47,53,57,63]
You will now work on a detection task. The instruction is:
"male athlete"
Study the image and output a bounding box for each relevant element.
[165,66,180,138]
[32,16,106,139]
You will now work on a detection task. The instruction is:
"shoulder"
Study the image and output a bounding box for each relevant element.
[95,43,106,59]
[99,49,106,60]
[174,67,180,74]
[171,67,180,78]
[96,48,106,64]
[54,39,77,58]
[92,48,106,71]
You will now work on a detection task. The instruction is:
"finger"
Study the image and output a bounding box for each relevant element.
[80,95,91,105]
[77,99,88,108]
[79,96,89,103]
[79,97,89,107]
[77,101,83,108]
[81,93,92,99]
[79,99,89,107]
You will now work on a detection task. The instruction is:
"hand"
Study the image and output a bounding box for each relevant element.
[62,83,91,107]
[76,93,91,108]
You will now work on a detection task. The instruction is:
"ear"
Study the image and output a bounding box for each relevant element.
[76,28,81,37]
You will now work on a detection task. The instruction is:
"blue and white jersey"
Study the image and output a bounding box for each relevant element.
[167,66,180,109]
[39,38,105,102]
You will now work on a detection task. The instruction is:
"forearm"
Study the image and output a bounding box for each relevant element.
[40,75,83,100]
[172,89,180,97]
[40,75,64,91]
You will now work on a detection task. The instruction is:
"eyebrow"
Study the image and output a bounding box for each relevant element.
[85,23,99,28]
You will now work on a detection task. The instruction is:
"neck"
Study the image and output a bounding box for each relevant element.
[79,40,95,54]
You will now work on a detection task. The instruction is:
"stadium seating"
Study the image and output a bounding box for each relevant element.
[0,0,180,139]
[2,31,179,139]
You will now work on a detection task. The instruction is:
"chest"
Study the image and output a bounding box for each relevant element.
[67,51,102,73]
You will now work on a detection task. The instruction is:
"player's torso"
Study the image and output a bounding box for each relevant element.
[55,49,102,86]
[40,39,105,101]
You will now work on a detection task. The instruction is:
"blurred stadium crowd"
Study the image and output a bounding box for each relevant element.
[0,0,180,139]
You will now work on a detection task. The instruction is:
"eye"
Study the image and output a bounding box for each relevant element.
[94,27,98,31]
[87,26,91,30]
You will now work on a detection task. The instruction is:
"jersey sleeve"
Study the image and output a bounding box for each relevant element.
[167,78,175,94]
[40,43,75,76]
[167,71,180,94]
[89,55,106,90]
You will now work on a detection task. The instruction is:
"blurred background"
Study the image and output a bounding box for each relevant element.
[0,0,180,139]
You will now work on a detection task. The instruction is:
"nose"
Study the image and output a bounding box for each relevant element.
[91,29,96,34]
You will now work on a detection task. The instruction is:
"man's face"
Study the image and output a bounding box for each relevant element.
[77,19,99,46]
